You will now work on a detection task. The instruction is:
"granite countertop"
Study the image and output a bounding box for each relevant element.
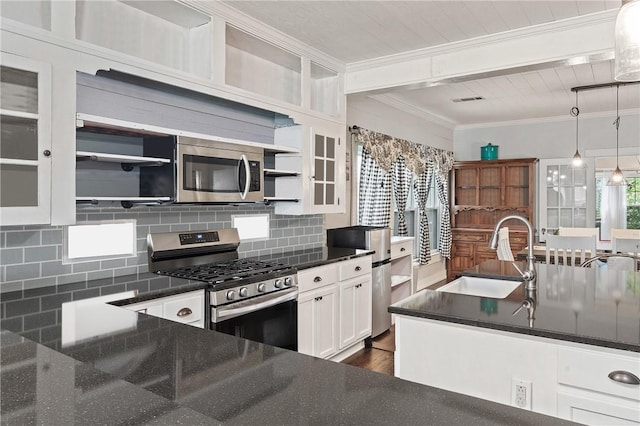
[0,250,569,424]
[389,259,640,352]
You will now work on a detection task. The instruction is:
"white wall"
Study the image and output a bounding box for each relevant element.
[453,112,640,161]
[346,96,454,151]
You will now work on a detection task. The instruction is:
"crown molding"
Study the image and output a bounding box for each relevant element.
[182,0,345,73]
[455,108,640,130]
[368,94,456,130]
[346,9,618,73]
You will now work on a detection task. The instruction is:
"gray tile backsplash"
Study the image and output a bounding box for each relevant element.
[0,204,323,292]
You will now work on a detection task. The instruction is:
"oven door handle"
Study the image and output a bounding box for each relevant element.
[239,154,250,200]
[213,287,298,322]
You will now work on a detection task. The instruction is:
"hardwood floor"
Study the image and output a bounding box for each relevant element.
[342,326,395,376]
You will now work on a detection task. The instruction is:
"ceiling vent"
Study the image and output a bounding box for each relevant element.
[452,96,485,103]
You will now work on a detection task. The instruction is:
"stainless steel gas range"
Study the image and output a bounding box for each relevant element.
[147,228,298,350]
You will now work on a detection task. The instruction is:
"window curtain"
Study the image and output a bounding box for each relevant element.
[414,168,433,264]
[600,185,627,240]
[358,148,392,227]
[392,157,412,236]
[435,171,452,259]
[354,126,454,256]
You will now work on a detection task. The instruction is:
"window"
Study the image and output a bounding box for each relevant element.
[392,173,440,253]
[596,174,640,232]
[355,143,441,257]
[64,220,136,263]
[232,214,270,241]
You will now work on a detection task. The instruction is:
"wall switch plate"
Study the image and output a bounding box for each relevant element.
[511,378,532,410]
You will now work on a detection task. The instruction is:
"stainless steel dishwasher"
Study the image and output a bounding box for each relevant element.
[327,226,391,338]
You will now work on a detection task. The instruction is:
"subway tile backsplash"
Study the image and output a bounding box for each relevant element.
[0,204,323,292]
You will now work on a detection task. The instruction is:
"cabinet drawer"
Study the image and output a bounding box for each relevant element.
[339,257,372,281]
[558,347,640,401]
[391,240,413,259]
[452,232,487,243]
[298,265,338,293]
[163,293,203,325]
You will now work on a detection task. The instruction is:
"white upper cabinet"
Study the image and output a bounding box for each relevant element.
[273,123,346,215]
[0,53,52,225]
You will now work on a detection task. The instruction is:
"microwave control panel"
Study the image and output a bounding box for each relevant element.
[249,161,261,191]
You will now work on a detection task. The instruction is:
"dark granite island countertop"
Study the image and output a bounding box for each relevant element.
[389,260,640,352]
[0,255,570,424]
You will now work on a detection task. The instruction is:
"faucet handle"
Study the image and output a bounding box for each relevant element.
[511,261,534,281]
[512,299,532,316]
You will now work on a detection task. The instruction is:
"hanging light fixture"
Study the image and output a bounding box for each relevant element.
[615,0,640,81]
[607,85,627,186]
[570,91,583,168]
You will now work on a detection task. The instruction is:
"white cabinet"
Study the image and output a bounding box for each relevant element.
[339,275,372,350]
[390,237,414,305]
[298,283,339,359]
[395,313,640,423]
[273,123,346,215]
[297,255,372,359]
[123,290,205,329]
[556,346,640,425]
[0,53,52,225]
[338,257,373,350]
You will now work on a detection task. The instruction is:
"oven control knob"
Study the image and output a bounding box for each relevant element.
[239,287,248,297]
[284,277,293,287]
[226,290,235,301]
[274,279,283,288]
[257,283,266,293]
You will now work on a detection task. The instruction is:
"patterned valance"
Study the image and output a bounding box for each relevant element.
[354,127,454,179]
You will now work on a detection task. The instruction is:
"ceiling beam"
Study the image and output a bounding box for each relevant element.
[344,9,618,95]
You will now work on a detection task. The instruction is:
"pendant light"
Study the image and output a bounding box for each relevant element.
[615,0,640,81]
[607,85,627,186]
[570,91,583,168]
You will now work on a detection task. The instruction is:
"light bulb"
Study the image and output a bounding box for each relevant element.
[572,150,583,167]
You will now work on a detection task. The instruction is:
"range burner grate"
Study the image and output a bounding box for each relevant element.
[159,258,292,284]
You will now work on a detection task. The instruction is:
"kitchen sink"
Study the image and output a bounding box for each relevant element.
[437,276,521,299]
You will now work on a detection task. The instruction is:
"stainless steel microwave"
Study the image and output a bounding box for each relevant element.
[175,137,263,203]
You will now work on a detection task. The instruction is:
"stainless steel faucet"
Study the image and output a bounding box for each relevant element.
[488,215,536,289]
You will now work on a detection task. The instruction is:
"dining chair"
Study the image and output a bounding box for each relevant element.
[545,235,597,266]
[611,228,640,256]
[558,227,599,238]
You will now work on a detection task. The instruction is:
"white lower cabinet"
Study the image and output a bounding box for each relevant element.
[297,255,372,359]
[395,315,640,424]
[123,290,205,329]
[556,346,640,424]
[298,284,339,358]
[339,275,372,350]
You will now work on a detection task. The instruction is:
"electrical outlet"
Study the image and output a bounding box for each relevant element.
[511,378,532,410]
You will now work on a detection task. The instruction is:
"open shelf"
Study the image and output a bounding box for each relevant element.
[264,168,300,177]
[391,275,412,288]
[76,151,171,167]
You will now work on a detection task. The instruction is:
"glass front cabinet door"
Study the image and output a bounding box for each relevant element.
[310,127,344,214]
[538,158,595,241]
[0,53,51,225]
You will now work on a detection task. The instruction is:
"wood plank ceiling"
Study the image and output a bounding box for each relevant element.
[222,1,638,125]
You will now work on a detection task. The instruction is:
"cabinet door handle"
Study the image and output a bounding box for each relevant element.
[400,247,406,252]
[608,370,640,385]
[177,307,193,317]
[355,266,362,271]
[315,296,323,302]
[313,276,322,282]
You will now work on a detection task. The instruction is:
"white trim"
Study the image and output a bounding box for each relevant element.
[455,108,640,131]
[346,10,617,73]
